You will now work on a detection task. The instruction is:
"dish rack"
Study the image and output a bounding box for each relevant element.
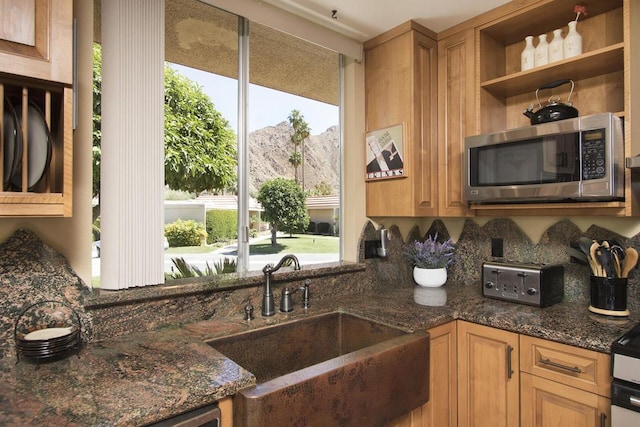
[14,300,82,364]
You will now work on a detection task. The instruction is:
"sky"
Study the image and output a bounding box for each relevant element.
[171,64,339,134]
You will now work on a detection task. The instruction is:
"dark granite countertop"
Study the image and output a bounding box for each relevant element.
[336,282,640,354]
[1,281,638,426]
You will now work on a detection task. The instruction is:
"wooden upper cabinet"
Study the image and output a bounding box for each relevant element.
[437,29,475,217]
[0,0,73,85]
[0,0,73,217]
[364,21,438,217]
[364,0,637,217]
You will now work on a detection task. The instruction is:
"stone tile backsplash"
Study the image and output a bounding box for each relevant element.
[367,218,640,313]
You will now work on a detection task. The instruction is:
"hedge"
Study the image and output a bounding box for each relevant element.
[206,209,237,244]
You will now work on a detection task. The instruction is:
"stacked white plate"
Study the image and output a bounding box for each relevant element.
[14,300,82,363]
[3,97,52,191]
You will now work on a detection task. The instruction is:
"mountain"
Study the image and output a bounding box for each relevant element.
[249,121,340,195]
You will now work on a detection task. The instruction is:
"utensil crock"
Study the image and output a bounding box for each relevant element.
[588,276,629,317]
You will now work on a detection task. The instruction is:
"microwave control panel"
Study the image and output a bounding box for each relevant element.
[581,128,606,180]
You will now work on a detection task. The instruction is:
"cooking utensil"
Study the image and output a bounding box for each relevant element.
[621,247,639,278]
[523,79,578,125]
[595,245,615,278]
[612,250,623,278]
[590,242,605,277]
[608,244,625,278]
[576,237,599,275]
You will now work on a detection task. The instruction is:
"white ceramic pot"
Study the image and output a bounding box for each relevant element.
[413,267,447,287]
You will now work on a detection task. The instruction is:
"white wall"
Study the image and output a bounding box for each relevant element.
[164,203,206,225]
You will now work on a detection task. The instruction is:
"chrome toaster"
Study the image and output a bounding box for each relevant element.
[482,261,564,307]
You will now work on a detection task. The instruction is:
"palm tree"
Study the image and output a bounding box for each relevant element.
[287,109,310,186]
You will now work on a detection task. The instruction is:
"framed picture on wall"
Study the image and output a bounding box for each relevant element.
[365,124,405,180]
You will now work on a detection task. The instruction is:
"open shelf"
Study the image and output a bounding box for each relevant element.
[481,43,624,98]
[478,0,623,46]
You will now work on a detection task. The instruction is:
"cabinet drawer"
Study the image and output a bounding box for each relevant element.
[520,335,611,397]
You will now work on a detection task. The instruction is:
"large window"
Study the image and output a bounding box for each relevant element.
[92,0,340,287]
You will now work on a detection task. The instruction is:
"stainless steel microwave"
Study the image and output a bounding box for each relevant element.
[464,113,624,204]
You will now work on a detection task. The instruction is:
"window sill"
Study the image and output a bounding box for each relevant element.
[84,261,365,309]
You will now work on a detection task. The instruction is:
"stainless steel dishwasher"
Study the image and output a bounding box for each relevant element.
[611,322,640,426]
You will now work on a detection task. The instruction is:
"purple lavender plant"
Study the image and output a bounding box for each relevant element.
[403,233,456,269]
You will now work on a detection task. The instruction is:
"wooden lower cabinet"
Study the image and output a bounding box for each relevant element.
[219,397,233,427]
[389,321,612,427]
[387,322,457,427]
[521,373,610,427]
[424,322,458,426]
[457,321,520,427]
[520,335,611,427]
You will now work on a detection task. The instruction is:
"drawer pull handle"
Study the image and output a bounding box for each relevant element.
[539,358,582,373]
[600,412,606,427]
[630,396,640,407]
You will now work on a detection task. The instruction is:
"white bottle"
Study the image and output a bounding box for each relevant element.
[548,29,564,62]
[521,36,535,71]
[534,34,549,67]
[564,21,582,58]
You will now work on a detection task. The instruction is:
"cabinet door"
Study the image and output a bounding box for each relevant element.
[437,28,475,217]
[458,321,519,427]
[0,0,73,84]
[423,321,457,426]
[521,373,610,427]
[386,321,457,427]
[365,23,437,217]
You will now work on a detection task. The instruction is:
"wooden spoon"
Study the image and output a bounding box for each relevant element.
[621,247,639,278]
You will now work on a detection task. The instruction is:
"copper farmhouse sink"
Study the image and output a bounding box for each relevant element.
[207,312,429,426]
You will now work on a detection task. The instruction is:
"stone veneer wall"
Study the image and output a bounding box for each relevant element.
[0,230,94,359]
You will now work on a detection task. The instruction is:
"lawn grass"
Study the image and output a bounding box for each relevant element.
[165,244,222,254]
[165,234,338,255]
[250,234,338,255]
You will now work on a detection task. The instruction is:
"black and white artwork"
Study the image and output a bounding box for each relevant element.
[365,124,405,180]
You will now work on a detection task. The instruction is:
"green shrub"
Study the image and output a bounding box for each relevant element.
[214,257,237,274]
[164,219,207,247]
[206,210,237,244]
[166,256,236,280]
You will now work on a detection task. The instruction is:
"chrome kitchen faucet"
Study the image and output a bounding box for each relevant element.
[261,254,301,316]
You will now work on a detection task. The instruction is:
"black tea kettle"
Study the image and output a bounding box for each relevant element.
[523,79,578,125]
